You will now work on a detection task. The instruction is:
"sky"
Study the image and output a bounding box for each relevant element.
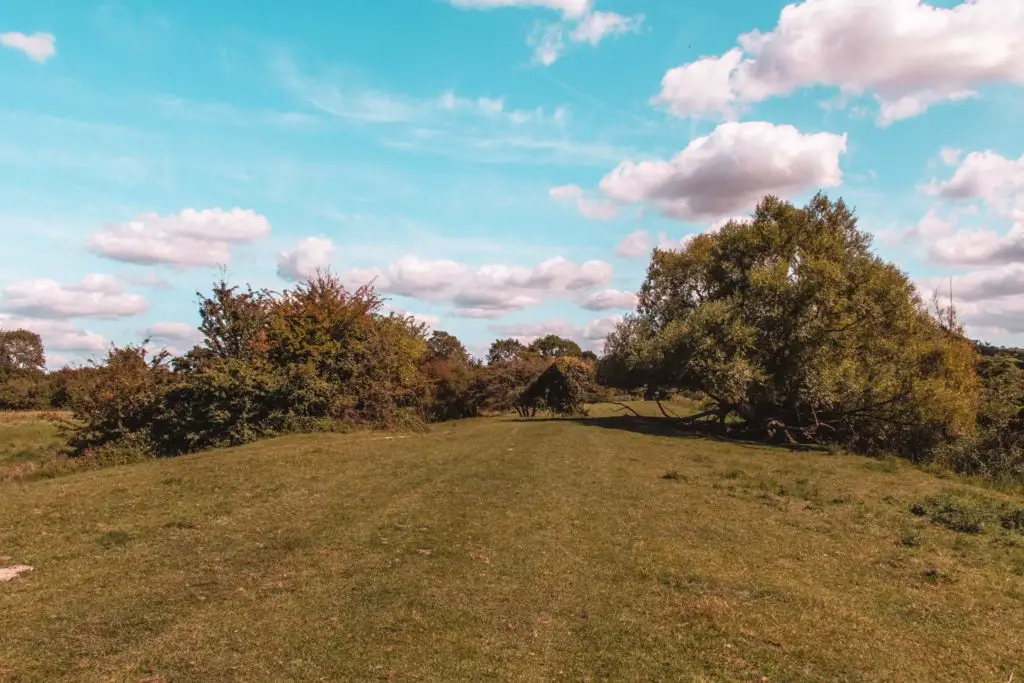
[1,0,1023,366]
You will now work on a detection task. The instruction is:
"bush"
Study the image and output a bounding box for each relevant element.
[67,344,175,456]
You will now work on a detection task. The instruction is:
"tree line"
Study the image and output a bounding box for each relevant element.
[2,193,1022,482]
[1,275,603,459]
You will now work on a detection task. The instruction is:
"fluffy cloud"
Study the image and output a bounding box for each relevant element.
[0,32,56,63]
[654,0,1024,124]
[615,230,650,258]
[927,150,1024,219]
[922,149,1024,265]
[930,226,1024,266]
[0,315,106,353]
[277,236,335,281]
[341,255,612,318]
[87,208,271,268]
[0,274,147,319]
[579,289,637,311]
[599,121,847,220]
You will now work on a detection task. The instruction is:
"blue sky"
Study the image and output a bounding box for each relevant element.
[1,0,1023,365]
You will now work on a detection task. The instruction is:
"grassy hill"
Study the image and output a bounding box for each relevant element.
[1,408,1023,682]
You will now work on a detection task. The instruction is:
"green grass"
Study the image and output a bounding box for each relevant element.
[0,411,69,481]
[2,408,1023,682]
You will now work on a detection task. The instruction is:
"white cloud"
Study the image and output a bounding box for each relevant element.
[0,315,106,353]
[530,23,565,66]
[146,322,201,344]
[448,0,592,18]
[143,322,203,355]
[904,207,957,242]
[940,147,963,166]
[569,10,643,45]
[599,121,847,220]
[922,149,1024,265]
[450,0,638,65]
[0,32,56,63]
[654,0,1024,124]
[277,236,335,281]
[930,226,1024,266]
[551,183,619,221]
[927,150,1024,220]
[549,184,584,199]
[342,255,612,317]
[0,275,147,319]
[616,229,650,258]
[87,208,271,268]
[656,50,745,119]
[579,289,637,311]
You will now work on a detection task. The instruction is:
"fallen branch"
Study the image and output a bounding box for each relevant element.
[610,402,643,417]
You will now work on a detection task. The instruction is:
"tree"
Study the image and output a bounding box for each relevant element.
[0,329,45,377]
[528,334,582,359]
[425,330,471,365]
[0,329,49,409]
[487,338,529,365]
[521,356,599,416]
[600,193,979,460]
[194,279,272,363]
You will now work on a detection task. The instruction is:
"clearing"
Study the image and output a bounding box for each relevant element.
[1,409,1022,682]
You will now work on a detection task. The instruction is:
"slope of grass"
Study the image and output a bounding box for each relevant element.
[1,410,1023,682]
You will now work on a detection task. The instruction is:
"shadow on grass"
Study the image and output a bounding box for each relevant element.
[512,415,829,454]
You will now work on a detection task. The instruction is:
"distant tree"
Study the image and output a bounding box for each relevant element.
[471,354,550,416]
[528,334,582,359]
[0,329,45,377]
[580,350,598,362]
[600,193,979,460]
[425,330,471,366]
[487,338,529,365]
[0,329,48,409]
[521,356,599,416]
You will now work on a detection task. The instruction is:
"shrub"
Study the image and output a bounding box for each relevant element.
[67,344,174,456]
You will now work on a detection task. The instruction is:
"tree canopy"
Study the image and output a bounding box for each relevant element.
[600,193,979,460]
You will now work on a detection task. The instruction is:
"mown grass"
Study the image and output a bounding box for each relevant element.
[1,408,1023,682]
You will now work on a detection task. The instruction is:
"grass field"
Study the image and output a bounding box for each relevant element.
[2,408,1023,682]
